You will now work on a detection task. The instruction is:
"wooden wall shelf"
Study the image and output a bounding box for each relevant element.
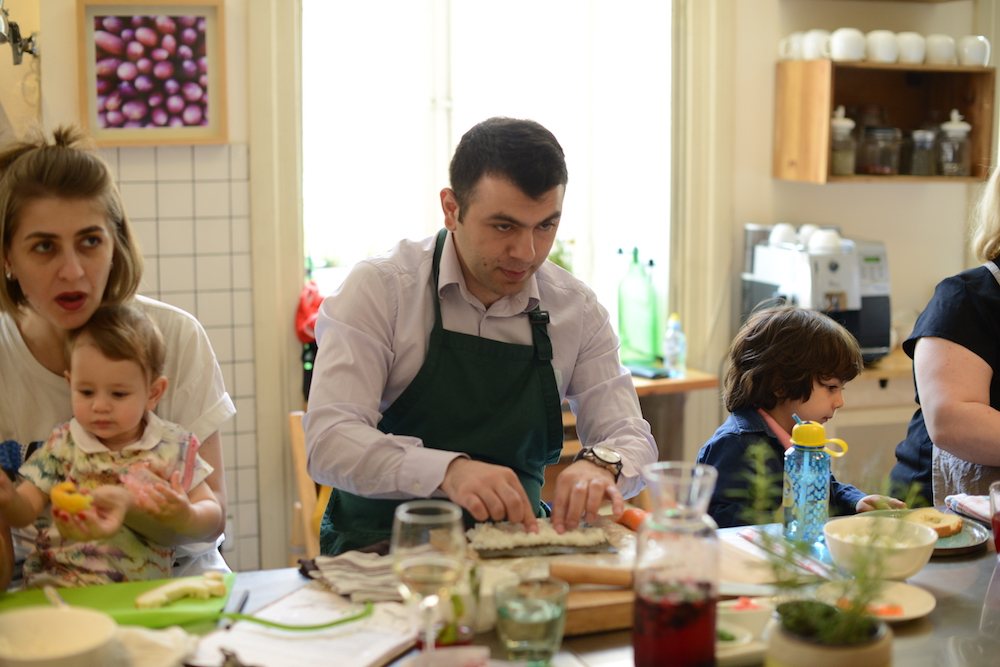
[773,59,996,183]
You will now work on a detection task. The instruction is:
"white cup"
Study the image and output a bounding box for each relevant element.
[802,29,832,60]
[779,31,805,60]
[866,30,899,63]
[959,35,991,66]
[896,32,926,64]
[926,34,957,65]
[830,28,865,62]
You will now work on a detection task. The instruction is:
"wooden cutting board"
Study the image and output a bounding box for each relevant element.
[469,516,639,636]
[564,587,635,636]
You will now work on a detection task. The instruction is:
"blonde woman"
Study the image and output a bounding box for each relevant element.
[891,164,1000,505]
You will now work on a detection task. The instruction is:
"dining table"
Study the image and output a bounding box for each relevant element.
[219,522,1000,667]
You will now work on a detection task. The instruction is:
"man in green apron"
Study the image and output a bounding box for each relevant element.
[305,117,657,554]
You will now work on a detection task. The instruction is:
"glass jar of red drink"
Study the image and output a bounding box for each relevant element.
[633,462,720,667]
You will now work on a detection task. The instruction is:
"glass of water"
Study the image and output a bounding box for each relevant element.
[495,576,569,666]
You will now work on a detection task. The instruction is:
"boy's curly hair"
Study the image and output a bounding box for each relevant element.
[724,305,863,412]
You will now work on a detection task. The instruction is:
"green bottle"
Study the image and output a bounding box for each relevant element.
[618,248,657,365]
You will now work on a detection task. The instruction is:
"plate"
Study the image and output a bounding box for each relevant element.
[814,580,936,623]
[865,508,989,556]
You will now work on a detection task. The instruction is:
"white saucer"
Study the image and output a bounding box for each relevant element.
[814,580,937,623]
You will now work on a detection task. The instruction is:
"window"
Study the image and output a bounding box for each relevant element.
[302,1,671,318]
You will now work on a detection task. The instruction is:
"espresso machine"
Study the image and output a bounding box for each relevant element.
[741,224,892,364]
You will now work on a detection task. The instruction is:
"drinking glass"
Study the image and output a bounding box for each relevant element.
[391,499,467,657]
[495,576,569,666]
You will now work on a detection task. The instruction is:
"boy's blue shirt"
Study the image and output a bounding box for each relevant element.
[696,409,866,528]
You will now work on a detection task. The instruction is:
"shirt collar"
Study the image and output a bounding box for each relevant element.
[437,230,540,314]
[69,411,165,454]
[757,408,793,450]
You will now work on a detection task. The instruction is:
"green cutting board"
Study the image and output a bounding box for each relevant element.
[0,573,235,632]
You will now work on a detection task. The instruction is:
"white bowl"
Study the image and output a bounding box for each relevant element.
[824,515,938,581]
[0,606,117,667]
[718,596,775,639]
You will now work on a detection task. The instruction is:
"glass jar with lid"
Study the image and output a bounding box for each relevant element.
[906,129,936,176]
[938,109,972,177]
[857,126,902,175]
[829,105,856,176]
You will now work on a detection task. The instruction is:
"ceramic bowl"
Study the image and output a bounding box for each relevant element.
[718,596,776,639]
[0,606,118,667]
[824,515,938,581]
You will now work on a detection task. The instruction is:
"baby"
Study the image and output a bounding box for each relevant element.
[0,304,222,587]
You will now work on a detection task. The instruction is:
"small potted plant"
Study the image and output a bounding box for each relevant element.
[736,443,894,667]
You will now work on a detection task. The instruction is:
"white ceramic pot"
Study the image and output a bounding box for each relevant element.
[958,35,991,67]
[830,28,865,62]
[866,30,898,63]
[764,616,893,667]
[802,29,831,60]
[896,32,926,64]
[926,34,957,65]
[780,31,805,61]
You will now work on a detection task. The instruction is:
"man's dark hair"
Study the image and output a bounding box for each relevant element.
[449,117,568,219]
[724,305,863,413]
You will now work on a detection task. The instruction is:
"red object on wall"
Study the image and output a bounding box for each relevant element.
[296,279,323,344]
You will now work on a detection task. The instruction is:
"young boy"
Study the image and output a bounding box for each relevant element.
[0,304,223,587]
[697,305,904,528]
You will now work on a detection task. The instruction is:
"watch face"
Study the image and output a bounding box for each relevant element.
[592,445,622,465]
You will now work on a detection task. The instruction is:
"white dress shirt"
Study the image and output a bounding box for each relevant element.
[304,231,656,501]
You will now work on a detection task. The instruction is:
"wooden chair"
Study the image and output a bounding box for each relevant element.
[288,410,332,561]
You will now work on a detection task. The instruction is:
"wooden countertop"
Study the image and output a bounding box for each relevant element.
[630,367,719,397]
[859,347,913,381]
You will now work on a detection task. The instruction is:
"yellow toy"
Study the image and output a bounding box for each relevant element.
[50,480,94,513]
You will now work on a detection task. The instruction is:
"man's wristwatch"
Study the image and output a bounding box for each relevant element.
[575,444,623,482]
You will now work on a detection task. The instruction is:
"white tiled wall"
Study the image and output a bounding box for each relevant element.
[100,143,260,571]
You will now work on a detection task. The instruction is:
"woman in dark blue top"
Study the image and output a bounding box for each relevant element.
[890,166,1000,505]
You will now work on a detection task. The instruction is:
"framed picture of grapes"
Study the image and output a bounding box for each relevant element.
[77,0,228,146]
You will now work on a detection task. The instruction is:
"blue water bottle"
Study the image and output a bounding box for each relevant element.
[782,418,848,543]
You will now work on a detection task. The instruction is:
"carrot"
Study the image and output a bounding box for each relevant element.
[616,508,647,532]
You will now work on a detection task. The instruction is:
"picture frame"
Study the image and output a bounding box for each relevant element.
[77,0,228,146]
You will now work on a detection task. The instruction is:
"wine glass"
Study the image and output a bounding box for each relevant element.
[391,499,467,656]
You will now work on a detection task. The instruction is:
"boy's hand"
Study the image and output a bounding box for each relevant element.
[52,486,129,541]
[132,471,193,530]
[856,494,907,513]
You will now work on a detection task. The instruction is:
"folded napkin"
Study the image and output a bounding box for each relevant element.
[306,551,403,603]
[944,494,991,523]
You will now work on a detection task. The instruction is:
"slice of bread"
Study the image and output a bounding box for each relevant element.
[903,507,963,538]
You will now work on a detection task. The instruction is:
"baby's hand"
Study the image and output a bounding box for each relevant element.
[856,494,907,513]
[133,471,193,530]
[52,486,129,541]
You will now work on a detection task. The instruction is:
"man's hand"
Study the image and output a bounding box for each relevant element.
[439,458,539,533]
[52,485,129,541]
[549,460,624,533]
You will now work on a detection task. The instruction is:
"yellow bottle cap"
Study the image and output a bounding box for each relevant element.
[790,421,849,458]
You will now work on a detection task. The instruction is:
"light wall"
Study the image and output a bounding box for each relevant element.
[732,0,977,342]
[0,0,40,137]
[26,0,274,570]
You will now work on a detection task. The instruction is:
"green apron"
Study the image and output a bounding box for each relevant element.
[320,229,564,554]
